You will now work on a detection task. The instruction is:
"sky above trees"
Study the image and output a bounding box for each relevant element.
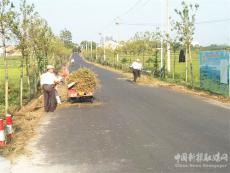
[27,0,230,46]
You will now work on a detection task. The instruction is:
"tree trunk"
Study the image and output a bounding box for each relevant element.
[185,47,188,83]
[173,50,176,79]
[20,54,24,108]
[189,45,194,88]
[32,53,37,95]
[26,57,31,99]
[34,70,37,95]
[113,54,115,66]
[2,33,8,115]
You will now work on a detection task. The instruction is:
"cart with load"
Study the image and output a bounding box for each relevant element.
[67,68,97,103]
[67,82,94,103]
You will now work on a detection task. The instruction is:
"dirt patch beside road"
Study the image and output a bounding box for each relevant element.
[0,96,45,159]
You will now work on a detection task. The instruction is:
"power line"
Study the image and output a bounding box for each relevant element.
[100,0,230,35]
[196,18,230,24]
[142,0,152,7]
[122,0,146,17]
[117,22,160,26]
[116,18,230,27]
[100,0,148,32]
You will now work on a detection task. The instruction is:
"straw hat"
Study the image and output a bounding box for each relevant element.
[136,59,141,62]
[47,65,55,70]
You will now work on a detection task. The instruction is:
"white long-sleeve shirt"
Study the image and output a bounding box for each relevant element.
[40,72,58,86]
[130,61,143,70]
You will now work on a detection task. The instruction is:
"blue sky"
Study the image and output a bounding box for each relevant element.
[27,0,230,46]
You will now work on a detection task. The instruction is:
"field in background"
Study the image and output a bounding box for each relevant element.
[0,56,29,114]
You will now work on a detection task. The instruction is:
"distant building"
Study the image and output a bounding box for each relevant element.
[105,40,120,50]
[0,45,21,57]
[99,40,120,50]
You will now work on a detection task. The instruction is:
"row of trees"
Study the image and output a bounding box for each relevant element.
[120,1,199,87]
[0,0,72,114]
[82,1,199,88]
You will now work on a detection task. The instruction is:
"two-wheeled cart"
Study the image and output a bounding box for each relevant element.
[67,82,94,103]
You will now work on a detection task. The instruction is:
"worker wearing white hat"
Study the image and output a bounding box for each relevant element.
[40,65,58,112]
[130,59,143,82]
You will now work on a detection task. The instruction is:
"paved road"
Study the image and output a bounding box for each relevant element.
[13,54,230,173]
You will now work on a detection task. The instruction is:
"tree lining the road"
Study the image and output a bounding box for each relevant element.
[82,1,204,90]
[0,0,72,115]
[0,0,16,114]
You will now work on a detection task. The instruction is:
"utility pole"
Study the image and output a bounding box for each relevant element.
[99,33,106,61]
[160,1,164,69]
[160,37,164,69]
[166,0,171,72]
[115,18,120,63]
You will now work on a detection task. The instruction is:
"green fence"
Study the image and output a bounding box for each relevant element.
[200,51,230,96]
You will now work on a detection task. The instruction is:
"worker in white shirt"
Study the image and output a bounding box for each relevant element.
[40,65,59,112]
[130,59,143,82]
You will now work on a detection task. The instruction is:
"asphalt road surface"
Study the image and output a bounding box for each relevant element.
[13,54,230,173]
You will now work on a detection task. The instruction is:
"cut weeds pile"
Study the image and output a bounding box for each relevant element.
[67,68,97,94]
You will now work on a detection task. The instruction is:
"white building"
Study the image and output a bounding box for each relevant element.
[99,40,120,50]
[105,40,120,50]
[0,45,21,57]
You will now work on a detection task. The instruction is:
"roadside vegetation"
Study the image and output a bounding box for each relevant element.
[82,1,230,96]
[0,0,74,156]
[0,0,74,116]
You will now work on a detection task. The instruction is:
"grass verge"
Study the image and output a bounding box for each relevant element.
[0,96,44,159]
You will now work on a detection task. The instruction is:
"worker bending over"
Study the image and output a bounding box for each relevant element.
[130,59,143,82]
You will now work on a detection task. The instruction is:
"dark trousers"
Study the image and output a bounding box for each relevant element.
[133,69,141,82]
[43,84,57,112]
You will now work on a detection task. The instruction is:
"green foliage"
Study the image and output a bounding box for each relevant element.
[72,45,81,53]
[153,51,160,77]
[0,0,72,113]
[173,1,199,46]
[172,1,199,88]
[0,0,16,114]
[80,41,97,50]
[60,28,74,49]
[115,32,160,56]
[121,57,128,64]
[0,0,15,39]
